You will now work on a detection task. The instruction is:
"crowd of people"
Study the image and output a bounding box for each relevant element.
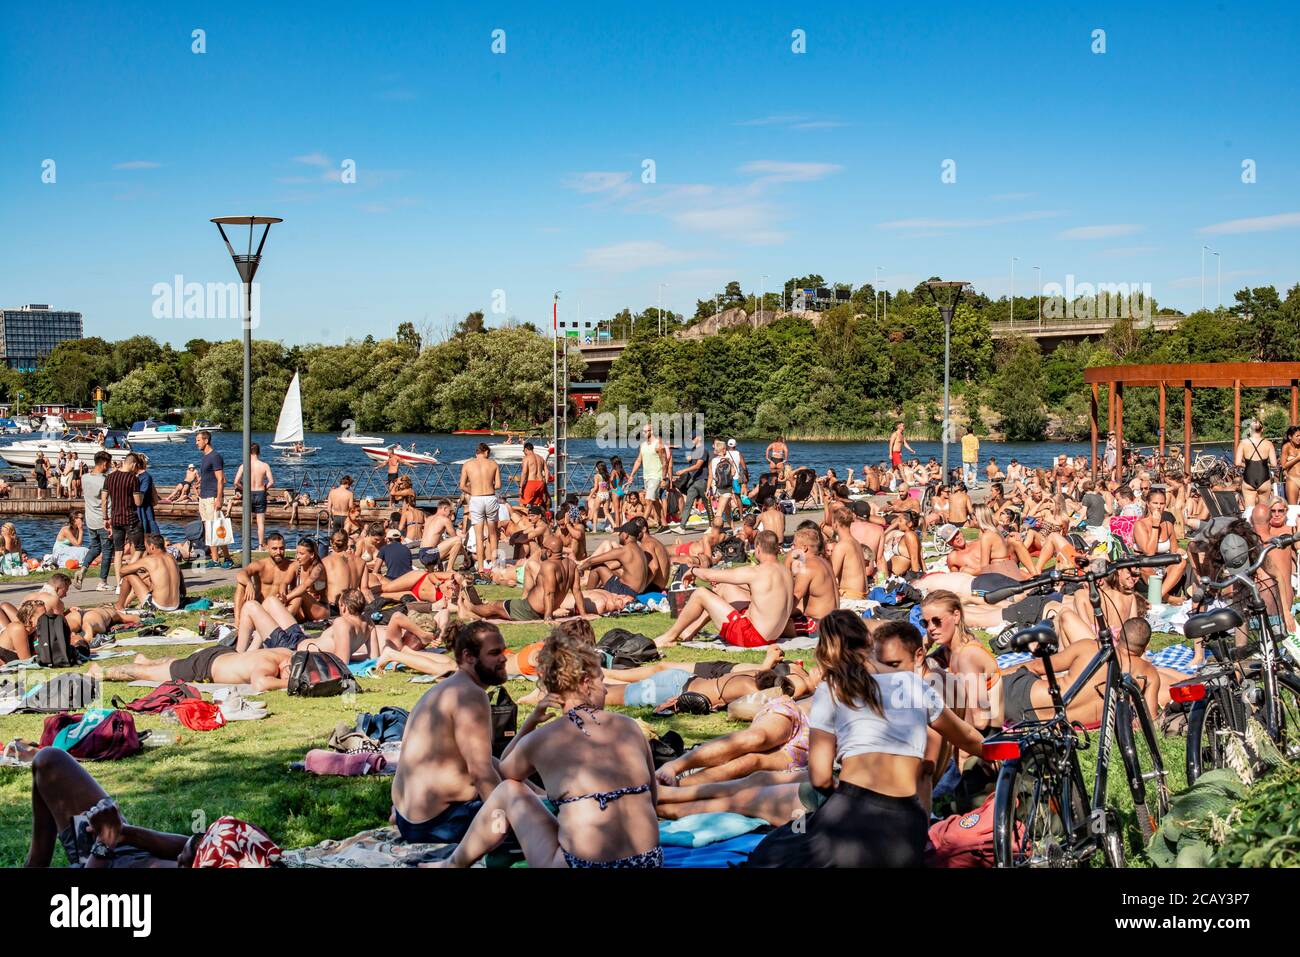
[11,421,1300,869]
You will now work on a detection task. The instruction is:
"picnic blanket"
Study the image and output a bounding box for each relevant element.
[282,826,453,868]
[113,633,212,647]
[681,635,818,652]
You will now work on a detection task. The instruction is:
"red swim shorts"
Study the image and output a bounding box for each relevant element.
[890,450,902,467]
[720,610,769,648]
[521,480,546,506]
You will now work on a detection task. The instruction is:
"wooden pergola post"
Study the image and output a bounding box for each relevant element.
[1291,379,1298,426]
[1114,382,1124,481]
[1090,383,1100,482]
[1107,382,1116,434]
[1233,379,1242,448]
[1183,382,1192,475]
[1158,382,1166,459]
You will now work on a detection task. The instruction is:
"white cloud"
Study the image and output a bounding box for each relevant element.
[739,160,842,183]
[1199,212,1300,235]
[113,160,161,170]
[293,152,332,167]
[578,241,691,273]
[1057,224,1144,240]
[877,210,1063,230]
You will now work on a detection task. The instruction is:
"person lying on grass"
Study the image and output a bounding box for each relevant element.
[76,605,140,647]
[25,748,279,868]
[89,645,293,692]
[237,589,378,661]
[430,625,661,868]
[654,689,810,786]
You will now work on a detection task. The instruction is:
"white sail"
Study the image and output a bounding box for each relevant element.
[273,371,305,445]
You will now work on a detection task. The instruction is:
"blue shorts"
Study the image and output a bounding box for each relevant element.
[622,668,693,707]
[266,623,306,650]
[395,800,483,844]
[250,491,267,514]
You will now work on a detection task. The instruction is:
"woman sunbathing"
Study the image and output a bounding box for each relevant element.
[432,627,662,868]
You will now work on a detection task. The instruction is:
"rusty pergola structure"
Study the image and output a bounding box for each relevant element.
[1082,362,1300,481]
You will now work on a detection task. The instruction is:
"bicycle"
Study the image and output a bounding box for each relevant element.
[1171,529,1300,783]
[981,552,1180,867]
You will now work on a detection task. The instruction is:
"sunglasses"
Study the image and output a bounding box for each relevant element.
[1270,507,1288,513]
[923,615,947,628]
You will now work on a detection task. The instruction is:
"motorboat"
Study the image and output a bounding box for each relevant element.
[361,444,440,466]
[128,420,192,444]
[338,433,385,445]
[0,440,132,468]
[269,372,321,457]
[454,439,552,465]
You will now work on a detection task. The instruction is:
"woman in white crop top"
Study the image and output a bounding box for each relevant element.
[803,611,985,867]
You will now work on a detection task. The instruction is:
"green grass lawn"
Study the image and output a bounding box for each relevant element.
[0,576,1198,867]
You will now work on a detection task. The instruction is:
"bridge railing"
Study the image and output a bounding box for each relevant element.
[273,460,605,506]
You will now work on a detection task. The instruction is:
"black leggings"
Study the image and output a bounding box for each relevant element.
[807,782,929,867]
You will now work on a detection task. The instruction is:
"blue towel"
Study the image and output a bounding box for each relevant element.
[184,598,212,611]
[658,812,768,848]
[662,832,766,868]
[996,651,1034,670]
[348,658,379,677]
[638,591,667,604]
[1145,643,1197,674]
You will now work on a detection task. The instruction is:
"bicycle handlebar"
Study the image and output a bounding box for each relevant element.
[982,553,1181,604]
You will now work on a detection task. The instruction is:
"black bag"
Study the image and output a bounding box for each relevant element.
[596,628,661,669]
[34,613,87,668]
[650,730,685,768]
[287,647,358,697]
[491,686,518,757]
[713,536,747,565]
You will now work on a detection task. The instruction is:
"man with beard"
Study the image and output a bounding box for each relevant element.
[578,519,652,598]
[390,621,510,844]
[234,531,291,623]
[1056,563,1144,649]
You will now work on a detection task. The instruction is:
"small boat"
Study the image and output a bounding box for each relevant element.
[454,441,552,465]
[361,444,440,466]
[0,440,132,468]
[191,419,224,432]
[128,420,192,444]
[338,433,385,445]
[269,372,321,457]
[452,429,497,435]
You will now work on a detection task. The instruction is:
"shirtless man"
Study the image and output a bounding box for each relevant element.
[91,645,293,692]
[417,499,465,572]
[829,509,869,597]
[458,534,589,622]
[460,444,502,573]
[787,526,837,636]
[557,510,587,561]
[1056,564,1144,648]
[654,531,794,648]
[638,523,672,592]
[114,535,182,613]
[276,539,330,623]
[390,621,509,844]
[579,519,652,598]
[1252,498,1297,631]
[938,524,982,574]
[22,573,82,633]
[518,442,547,508]
[234,531,290,623]
[327,476,356,534]
[888,421,913,470]
[0,599,45,663]
[322,530,371,610]
[1001,619,1161,726]
[232,442,275,551]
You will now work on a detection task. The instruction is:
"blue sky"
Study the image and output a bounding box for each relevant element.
[2,0,1297,345]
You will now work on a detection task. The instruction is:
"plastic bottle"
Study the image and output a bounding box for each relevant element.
[1147,572,1164,607]
[197,611,207,636]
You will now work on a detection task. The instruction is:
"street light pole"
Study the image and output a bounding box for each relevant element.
[1033,265,1041,325]
[211,215,281,566]
[1010,257,1018,327]
[874,266,881,322]
[924,281,970,483]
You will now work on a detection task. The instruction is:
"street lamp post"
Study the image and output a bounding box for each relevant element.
[1010,257,1018,327]
[1214,251,1221,309]
[211,215,282,565]
[657,282,666,336]
[759,274,768,319]
[874,266,882,322]
[924,280,971,483]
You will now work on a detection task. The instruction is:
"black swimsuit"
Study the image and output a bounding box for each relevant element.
[1243,439,1272,489]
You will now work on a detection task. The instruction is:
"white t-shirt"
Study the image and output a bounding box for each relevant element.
[809,670,944,761]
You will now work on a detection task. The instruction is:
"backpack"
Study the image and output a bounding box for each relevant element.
[596,629,661,670]
[714,455,734,490]
[112,680,200,714]
[39,709,142,761]
[713,536,747,565]
[23,673,100,712]
[287,647,358,697]
[925,792,1008,868]
[34,613,87,668]
[491,687,517,757]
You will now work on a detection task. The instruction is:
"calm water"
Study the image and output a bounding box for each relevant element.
[4,430,1106,552]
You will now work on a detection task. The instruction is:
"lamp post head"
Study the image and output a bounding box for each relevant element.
[211,216,282,283]
[923,280,972,318]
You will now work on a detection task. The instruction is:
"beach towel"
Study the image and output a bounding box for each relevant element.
[680,635,818,652]
[301,748,387,775]
[281,825,453,868]
[114,632,212,647]
[662,832,766,868]
[658,813,768,848]
[127,680,262,696]
[1146,643,1198,674]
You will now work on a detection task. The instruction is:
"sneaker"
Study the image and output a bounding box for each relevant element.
[96,581,113,592]
[218,559,234,570]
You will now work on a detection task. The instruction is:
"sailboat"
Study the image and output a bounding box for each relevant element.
[270,372,321,458]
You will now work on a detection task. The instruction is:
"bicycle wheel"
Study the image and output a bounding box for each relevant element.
[1186,693,1232,785]
[992,757,1072,867]
[1273,672,1300,762]
[1116,685,1170,843]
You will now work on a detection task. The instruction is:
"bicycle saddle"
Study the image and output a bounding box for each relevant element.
[1183,607,1244,640]
[1010,623,1058,655]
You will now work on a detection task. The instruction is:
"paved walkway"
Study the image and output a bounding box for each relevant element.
[0,562,240,610]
